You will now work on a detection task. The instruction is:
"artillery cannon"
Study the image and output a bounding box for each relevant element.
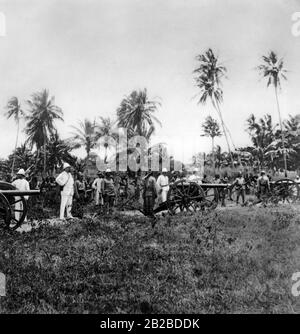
[0,181,40,230]
[117,178,229,215]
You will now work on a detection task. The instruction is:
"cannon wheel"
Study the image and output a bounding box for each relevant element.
[270,179,299,204]
[167,180,218,215]
[0,193,11,228]
[198,186,219,210]
[5,195,27,230]
[167,180,201,215]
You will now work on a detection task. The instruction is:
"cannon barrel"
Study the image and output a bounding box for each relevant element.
[0,190,40,196]
[199,183,231,189]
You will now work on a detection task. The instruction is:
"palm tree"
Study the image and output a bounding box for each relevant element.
[257,51,288,175]
[4,97,24,175]
[194,48,234,166]
[117,88,161,140]
[70,118,96,159]
[47,132,75,174]
[201,116,222,172]
[25,89,63,174]
[95,117,117,164]
[284,114,300,171]
[9,143,34,171]
[246,113,277,168]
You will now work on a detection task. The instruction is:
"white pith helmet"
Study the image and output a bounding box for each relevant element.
[63,163,71,170]
[17,169,26,176]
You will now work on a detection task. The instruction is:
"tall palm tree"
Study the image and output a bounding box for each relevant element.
[257,51,288,175]
[4,97,24,175]
[117,88,161,140]
[194,48,234,166]
[70,118,96,159]
[201,116,222,172]
[25,89,63,174]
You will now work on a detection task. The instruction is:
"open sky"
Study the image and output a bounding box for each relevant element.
[0,0,300,163]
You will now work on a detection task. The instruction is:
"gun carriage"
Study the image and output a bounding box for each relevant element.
[0,181,40,230]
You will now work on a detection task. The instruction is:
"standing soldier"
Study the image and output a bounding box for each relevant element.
[56,163,75,220]
[75,172,86,203]
[143,169,157,219]
[157,167,170,203]
[102,169,116,214]
[92,171,104,209]
[233,171,246,205]
[257,170,270,201]
[12,169,30,222]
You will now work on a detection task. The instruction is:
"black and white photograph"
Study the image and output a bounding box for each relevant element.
[0,0,300,317]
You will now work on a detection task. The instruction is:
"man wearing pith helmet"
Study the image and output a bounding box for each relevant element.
[55,162,75,220]
[12,169,30,222]
[157,167,169,203]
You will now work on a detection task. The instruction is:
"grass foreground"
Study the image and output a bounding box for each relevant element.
[0,204,300,314]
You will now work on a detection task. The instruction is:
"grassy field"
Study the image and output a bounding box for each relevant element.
[0,204,300,314]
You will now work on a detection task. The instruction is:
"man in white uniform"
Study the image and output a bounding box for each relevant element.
[157,168,170,203]
[12,169,30,222]
[56,163,74,220]
[92,171,104,206]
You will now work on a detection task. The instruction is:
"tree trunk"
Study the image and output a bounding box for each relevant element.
[215,102,234,167]
[11,119,20,176]
[35,149,40,173]
[274,86,287,177]
[212,136,215,174]
[43,143,47,176]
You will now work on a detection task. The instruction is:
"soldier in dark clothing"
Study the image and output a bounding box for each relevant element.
[143,170,157,219]
[102,169,116,214]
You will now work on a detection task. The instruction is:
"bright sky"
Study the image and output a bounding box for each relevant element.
[0,0,300,164]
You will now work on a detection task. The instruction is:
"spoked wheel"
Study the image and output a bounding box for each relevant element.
[199,187,219,210]
[6,195,27,230]
[167,180,204,215]
[272,179,299,204]
[0,193,11,229]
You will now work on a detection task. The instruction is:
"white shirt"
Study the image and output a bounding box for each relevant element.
[157,174,169,192]
[56,171,74,196]
[12,178,30,200]
[188,174,201,183]
[188,174,196,181]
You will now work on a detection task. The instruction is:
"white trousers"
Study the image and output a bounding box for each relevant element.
[95,191,103,205]
[14,196,27,222]
[160,189,169,203]
[60,194,73,219]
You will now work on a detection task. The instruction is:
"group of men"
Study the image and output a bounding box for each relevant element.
[230,170,271,205]
[55,163,117,220]
[8,163,300,222]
